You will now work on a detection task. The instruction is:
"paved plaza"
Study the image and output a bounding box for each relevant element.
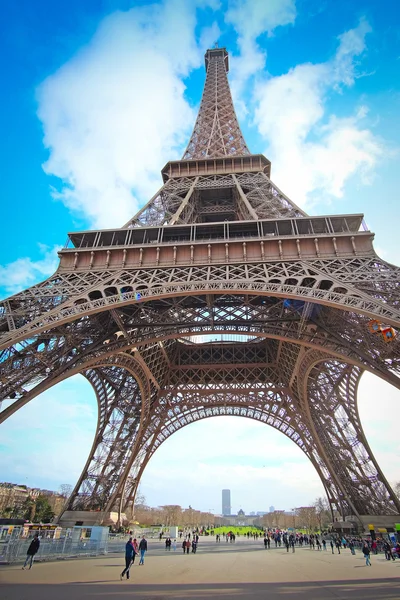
[1,539,400,599]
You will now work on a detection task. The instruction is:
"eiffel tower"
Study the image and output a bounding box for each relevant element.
[1,47,400,529]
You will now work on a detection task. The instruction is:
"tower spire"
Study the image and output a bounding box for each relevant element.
[183,47,250,159]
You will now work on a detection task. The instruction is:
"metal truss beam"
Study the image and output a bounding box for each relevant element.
[1,46,399,524]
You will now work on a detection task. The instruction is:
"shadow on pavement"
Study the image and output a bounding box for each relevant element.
[2,578,400,600]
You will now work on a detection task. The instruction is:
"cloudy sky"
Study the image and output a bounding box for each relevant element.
[0,0,399,514]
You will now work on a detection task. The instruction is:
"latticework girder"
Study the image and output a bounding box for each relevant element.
[1,46,400,526]
[183,48,249,160]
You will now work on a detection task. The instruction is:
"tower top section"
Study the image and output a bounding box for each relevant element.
[205,47,229,73]
[183,47,249,160]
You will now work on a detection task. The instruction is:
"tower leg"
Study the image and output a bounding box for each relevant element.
[304,357,400,519]
[59,359,153,527]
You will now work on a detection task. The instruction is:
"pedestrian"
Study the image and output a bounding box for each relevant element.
[284,534,289,552]
[132,538,139,559]
[186,539,191,554]
[383,540,395,561]
[22,534,40,570]
[394,542,400,558]
[172,539,177,551]
[371,539,378,555]
[120,537,136,580]
[362,542,371,566]
[139,535,147,565]
[330,540,334,554]
[182,539,186,553]
[322,539,326,551]
[192,540,197,553]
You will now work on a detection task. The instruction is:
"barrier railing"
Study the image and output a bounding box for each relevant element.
[0,537,128,564]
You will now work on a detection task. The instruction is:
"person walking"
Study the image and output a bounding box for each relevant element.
[283,534,289,553]
[322,539,326,551]
[172,539,177,551]
[132,538,139,561]
[348,540,356,555]
[22,534,40,570]
[362,542,371,566]
[383,540,395,561]
[186,539,191,554]
[330,540,334,554]
[120,537,136,580]
[138,535,147,565]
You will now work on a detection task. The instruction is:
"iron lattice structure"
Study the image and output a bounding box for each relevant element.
[1,48,400,525]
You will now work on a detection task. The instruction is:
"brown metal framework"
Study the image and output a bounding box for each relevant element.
[1,47,400,525]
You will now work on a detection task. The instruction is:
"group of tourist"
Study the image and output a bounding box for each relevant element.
[182,533,199,553]
[120,535,148,580]
[20,527,400,577]
[164,537,177,551]
[259,530,400,566]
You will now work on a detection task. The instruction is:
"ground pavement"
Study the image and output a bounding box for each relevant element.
[1,538,400,599]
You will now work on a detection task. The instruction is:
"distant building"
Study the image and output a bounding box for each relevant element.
[222,489,231,516]
[269,505,275,513]
[223,508,258,526]
[250,511,256,516]
[0,483,29,515]
[0,482,66,519]
[256,511,267,516]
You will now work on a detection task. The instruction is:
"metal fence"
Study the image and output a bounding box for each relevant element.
[0,537,128,564]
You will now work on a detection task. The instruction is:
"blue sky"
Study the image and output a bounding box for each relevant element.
[0,0,400,513]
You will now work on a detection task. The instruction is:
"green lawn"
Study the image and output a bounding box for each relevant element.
[206,526,263,536]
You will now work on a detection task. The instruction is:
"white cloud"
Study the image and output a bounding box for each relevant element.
[226,0,296,39]
[252,18,383,208]
[333,17,372,88]
[0,244,61,298]
[225,0,296,115]
[37,0,216,229]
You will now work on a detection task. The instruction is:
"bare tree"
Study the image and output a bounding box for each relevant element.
[313,496,331,531]
[160,505,182,526]
[135,486,146,507]
[60,484,73,499]
[295,506,318,533]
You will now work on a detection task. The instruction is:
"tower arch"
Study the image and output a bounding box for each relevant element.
[1,46,399,529]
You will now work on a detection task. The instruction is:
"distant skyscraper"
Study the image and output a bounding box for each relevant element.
[269,505,275,513]
[222,489,231,515]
